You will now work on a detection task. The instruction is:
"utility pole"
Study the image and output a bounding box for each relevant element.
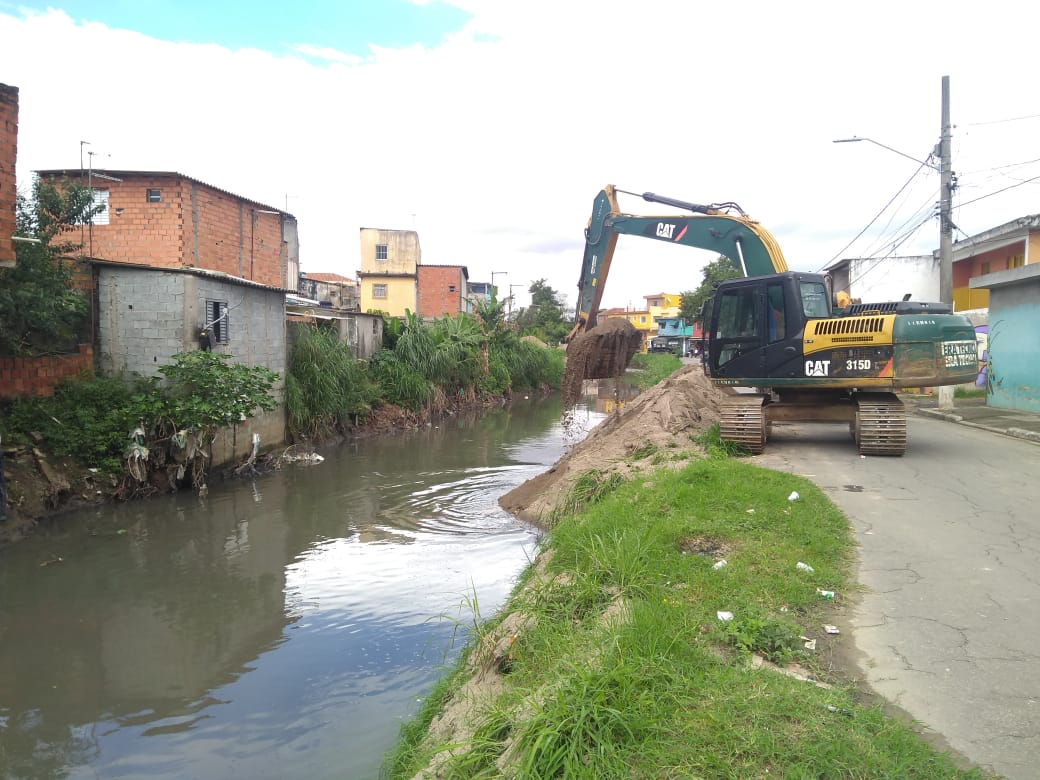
[937,75,955,411]
[939,75,953,307]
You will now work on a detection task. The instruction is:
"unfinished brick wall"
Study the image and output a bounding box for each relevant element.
[188,180,283,287]
[0,345,94,399]
[37,172,286,287]
[0,83,17,268]
[418,265,467,317]
[77,174,183,265]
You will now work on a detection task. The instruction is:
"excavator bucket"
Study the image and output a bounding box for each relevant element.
[567,318,643,379]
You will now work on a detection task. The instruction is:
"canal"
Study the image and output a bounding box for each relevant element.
[0,394,604,779]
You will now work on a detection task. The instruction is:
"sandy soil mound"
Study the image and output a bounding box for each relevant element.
[500,364,727,525]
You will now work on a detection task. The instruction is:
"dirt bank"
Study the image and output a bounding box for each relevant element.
[500,364,726,526]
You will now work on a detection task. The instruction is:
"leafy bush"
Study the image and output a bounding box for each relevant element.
[3,376,157,474]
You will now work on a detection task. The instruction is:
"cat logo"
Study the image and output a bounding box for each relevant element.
[656,222,676,239]
[805,360,831,377]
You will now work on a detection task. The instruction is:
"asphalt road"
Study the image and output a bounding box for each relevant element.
[756,415,1040,780]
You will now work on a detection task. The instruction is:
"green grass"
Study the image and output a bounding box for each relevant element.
[954,386,986,399]
[383,457,990,779]
[628,352,682,389]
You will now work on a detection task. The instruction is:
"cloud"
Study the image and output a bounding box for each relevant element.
[3,3,1040,310]
[291,44,363,66]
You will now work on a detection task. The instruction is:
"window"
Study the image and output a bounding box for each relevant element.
[799,281,830,319]
[448,285,456,293]
[1009,254,1024,269]
[767,283,786,342]
[88,189,109,225]
[980,261,990,275]
[146,188,162,203]
[375,244,388,261]
[206,300,229,344]
[640,315,646,323]
[373,283,388,299]
[714,287,760,366]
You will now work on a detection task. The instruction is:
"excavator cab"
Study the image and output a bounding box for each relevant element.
[705,272,827,384]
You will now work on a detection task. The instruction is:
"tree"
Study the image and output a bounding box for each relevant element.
[516,279,570,345]
[679,255,742,325]
[0,178,102,356]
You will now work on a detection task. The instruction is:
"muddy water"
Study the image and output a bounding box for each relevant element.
[0,396,603,779]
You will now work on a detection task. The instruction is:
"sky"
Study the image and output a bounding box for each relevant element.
[3,1,1040,312]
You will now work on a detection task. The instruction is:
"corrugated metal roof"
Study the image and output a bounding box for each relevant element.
[34,169,295,219]
[86,258,294,293]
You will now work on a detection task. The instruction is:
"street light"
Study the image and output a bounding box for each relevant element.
[832,137,938,171]
[833,75,955,412]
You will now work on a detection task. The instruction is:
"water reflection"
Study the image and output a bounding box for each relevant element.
[0,395,603,779]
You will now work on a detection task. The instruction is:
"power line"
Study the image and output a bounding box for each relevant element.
[818,160,933,271]
[956,173,1040,209]
[846,213,935,290]
[963,112,1040,127]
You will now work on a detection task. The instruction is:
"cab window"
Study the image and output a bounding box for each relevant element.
[800,282,830,319]
[767,283,786,342]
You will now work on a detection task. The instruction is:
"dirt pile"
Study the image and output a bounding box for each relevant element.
[500,364,728,525]
[561,319,642,407]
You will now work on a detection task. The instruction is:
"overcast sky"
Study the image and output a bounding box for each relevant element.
[3,1,1040,312]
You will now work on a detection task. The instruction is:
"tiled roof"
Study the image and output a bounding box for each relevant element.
[304,272,355,283]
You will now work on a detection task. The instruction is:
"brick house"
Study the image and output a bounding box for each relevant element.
[35,169,299,291]
[418,264,468,318]
[0,83,17,269]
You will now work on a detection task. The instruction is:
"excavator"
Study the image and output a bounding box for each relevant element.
[567,185,979,456]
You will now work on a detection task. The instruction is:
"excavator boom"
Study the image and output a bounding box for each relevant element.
[574,185,788,331]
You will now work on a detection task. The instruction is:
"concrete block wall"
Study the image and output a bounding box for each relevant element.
[192,277,287,389]
[96,264,288,465]
[97,266,189,377]
[0,83,17,268]
[97,267,287,393]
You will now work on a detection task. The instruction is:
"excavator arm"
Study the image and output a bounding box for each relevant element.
[573,185,789,333]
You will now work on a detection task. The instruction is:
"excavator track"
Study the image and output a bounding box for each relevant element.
[719,395,767,454]
[854,393,906,456]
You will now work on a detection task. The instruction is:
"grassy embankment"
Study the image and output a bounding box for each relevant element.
[383,429,989,779]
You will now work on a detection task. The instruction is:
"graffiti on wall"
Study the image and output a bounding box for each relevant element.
[974,325,988,388]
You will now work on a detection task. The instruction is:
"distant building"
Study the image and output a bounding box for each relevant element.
[35,169,299,291]
[600,306,654,352]
[643,292,681,321]
[358,228,420,317]
[467,281,494,313]
[299,271,358,310]
[824,255,939,306]
[418,264,469,318]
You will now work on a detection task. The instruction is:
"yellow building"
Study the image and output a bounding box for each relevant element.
[600,306,655,352]
[358,228,421,316]
[644,292,682,321]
